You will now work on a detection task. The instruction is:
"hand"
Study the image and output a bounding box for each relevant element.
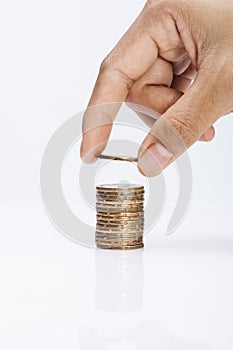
[80,0,233,176]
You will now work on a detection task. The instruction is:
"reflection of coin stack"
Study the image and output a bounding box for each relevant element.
[95,249,144,312]
[96,184,144,250]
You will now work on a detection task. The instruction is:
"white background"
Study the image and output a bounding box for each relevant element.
[0,0,233,349]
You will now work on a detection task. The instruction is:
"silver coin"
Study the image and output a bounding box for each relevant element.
[96,226,143,232]
[96,224,144,231]
[96,201,144,207]
[96,184,144,191]
[96,223,144,230]
[96,227,143,232]
[96,220,143,226]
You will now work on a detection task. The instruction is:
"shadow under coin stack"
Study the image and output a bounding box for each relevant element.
[96,184,144,250]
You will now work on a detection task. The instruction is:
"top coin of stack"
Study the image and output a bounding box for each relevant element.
[96,184,144,250]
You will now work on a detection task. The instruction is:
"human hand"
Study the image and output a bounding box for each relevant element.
[80,0,233,176]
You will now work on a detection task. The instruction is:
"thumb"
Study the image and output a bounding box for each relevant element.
[137,61,228,177]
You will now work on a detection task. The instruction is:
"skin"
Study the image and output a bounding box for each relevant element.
[80,0,233,176]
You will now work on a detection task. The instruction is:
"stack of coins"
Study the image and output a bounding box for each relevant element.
[96,184,144,250]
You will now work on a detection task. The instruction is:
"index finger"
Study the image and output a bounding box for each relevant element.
[80,7,159,163]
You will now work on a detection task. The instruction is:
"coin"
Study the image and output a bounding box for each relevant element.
[97,212,143,218]
[96,244,144,250]
[96,235,143,243]
[96,184,144,192]
[97,224,143,230]
[97,223,144,230]
[96,236,143,242]
[96,224,144,231]
[96,233,143,239]
[96,217,144,224]
[96,154,138,163]
[96,202,144,209]
[96,194,144,201]
[97,212,144,218]
[96,233,144,238]
[97,207,143,214]
[96,200,144,206]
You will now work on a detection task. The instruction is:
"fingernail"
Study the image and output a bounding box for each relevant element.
[138,143,173,176]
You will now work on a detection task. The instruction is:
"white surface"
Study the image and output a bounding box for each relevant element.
[0,200,233,349]
[0,0,233,349]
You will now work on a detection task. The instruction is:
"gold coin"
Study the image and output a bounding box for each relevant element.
[96,237,143,242]
[96,234,143,240]
[96,219,144,225]
[96,212,144,218]
[96,213,144,221]
[97,213,142,218]
[96,242,144,250]
[97,195,144,201]
[97,218,144,224]
[96,239,142,244]
[97,209,144,214]
[96,236,143,242]
[98,205,143,212]
[96,207,143,212]
[97,199,144,204]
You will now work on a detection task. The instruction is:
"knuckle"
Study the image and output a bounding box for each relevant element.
[99,53,134,90]
[146,0,165,8]
[126,85,141,104]
[169,113,200,146]
[145,0,174,11]
[99,56,112,72]
[146,0,160,7]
